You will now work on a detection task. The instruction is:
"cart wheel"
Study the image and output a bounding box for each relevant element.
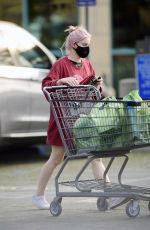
[125,200,140,218]
[148,201,150,211]
[97,197,109,211]
[50,200,62,216]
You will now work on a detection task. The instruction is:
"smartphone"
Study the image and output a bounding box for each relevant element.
[80,76,102,85]
[93,76,102,83]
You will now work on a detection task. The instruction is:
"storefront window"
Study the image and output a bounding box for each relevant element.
[112,0,150,96]
[113,55,135,95]
[28,0,78,58]
[0,0,22,25]
[112,0,150,48]
[0,0,77,58]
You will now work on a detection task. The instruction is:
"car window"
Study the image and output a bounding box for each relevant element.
[1,28,53,69]
[16,44,52,69]
[0,33,14,66]
[0,47,15,66]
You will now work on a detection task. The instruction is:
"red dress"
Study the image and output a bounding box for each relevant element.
[42,56,95,146]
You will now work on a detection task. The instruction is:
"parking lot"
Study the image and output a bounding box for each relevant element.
[0,147,150,230]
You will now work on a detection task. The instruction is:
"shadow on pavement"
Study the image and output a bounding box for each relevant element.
[0,145,50,165]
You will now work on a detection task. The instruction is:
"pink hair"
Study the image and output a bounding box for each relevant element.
[64,25,91,51]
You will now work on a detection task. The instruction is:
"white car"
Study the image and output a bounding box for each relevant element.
[0,21,56,146]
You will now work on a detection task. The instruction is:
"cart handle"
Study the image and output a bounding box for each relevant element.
[43,85,98,98]
[43,84,95,92]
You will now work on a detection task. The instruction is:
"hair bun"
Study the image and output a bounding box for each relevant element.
[64,25,77,34]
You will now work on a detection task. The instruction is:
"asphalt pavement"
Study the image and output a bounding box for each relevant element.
[0,147,150,230]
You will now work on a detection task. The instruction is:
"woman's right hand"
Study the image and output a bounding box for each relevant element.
[57,75,82,86]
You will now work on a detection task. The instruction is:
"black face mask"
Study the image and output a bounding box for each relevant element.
[74,44,90,58]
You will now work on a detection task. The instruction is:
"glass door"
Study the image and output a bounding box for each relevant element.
[112,0,150,96]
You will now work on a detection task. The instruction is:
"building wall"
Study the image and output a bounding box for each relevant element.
[79,0,112,86]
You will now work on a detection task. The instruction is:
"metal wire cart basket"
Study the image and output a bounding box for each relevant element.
[44,85,150,217]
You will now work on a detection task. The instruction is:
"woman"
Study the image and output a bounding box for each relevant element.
[32,25,126,210]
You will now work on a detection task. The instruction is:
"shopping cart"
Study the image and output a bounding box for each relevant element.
[43,85,150,218]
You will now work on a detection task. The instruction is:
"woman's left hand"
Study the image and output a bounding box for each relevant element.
[94,76,103,90]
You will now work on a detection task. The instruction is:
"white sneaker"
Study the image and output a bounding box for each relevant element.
[32,195,50,210]
[109,197,129,210]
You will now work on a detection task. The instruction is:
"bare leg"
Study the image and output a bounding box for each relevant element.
[35,145,65,196]
[91,158,128,209]
[91,158,110,182]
